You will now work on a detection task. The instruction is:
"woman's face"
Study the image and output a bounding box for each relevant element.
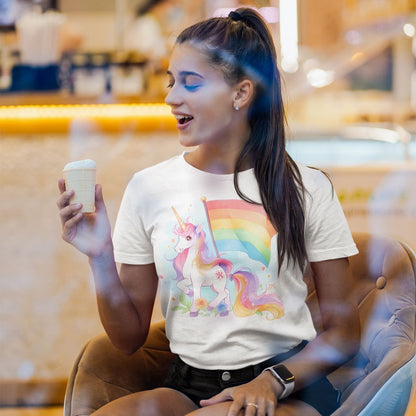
[165,42,241,149]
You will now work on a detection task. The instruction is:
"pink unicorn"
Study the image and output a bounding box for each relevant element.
[172,206,233,317]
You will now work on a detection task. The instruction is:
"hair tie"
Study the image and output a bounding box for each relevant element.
[229,11,243,22]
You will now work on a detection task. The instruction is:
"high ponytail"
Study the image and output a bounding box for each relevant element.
[176,8,307,271]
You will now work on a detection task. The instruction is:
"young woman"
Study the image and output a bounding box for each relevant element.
[57,8,360,416]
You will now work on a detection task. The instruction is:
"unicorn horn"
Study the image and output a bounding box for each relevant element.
[172,206,186,231]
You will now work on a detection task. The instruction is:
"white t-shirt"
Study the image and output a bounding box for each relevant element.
[113,154,358,369]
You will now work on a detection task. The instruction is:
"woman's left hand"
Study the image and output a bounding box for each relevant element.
[200,372,282,416]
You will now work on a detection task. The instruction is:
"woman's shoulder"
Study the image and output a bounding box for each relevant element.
[123,155,181,193]
[121,155,184,203]
[296,163,332,190]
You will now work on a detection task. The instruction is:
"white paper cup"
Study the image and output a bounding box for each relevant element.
[63,159,96,213]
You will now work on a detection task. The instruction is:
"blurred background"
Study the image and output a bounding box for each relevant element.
[1,0,416,410]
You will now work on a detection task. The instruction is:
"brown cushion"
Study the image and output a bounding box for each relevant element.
[64,320,175,416]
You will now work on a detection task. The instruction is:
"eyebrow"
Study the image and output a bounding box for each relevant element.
[166,70,204,79]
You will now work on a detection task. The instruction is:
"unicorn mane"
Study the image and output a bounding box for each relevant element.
[173,222,232,278]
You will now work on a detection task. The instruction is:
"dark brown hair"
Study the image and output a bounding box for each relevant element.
[176,8,307,270]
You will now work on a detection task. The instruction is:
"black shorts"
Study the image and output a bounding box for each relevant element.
[163,343,340,416]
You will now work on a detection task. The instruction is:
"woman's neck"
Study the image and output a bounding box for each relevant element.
[184,122,252,174]
[184,144,252,174]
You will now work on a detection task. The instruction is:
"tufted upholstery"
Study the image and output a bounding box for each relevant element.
[305,232,416,415]
[64,232,416,416]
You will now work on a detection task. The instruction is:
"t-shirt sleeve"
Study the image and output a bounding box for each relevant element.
[112,176,154,265]
[305,169,358,262]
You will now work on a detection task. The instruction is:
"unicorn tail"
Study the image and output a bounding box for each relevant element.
[232,271,284,320]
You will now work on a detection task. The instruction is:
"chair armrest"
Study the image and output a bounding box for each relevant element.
[64,320,175,416]
[331,350,416,416]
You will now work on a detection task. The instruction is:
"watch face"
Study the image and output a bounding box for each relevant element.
[273,365,295,383]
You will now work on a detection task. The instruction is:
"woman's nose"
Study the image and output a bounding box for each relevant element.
[165,85,181,107]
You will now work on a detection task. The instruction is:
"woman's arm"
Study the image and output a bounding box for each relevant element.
[57,179,158,355]
[276,256,361,390]
[89,254,159,355]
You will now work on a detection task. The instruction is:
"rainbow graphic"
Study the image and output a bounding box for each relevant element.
[203,198,277,267]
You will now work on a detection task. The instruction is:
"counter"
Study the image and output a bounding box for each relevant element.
[0,129,181,404]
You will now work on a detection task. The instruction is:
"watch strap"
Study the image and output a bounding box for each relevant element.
[262,364,295,399]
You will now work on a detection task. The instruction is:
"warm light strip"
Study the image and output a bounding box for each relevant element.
[0,103,171,119]
[0,103,176,133]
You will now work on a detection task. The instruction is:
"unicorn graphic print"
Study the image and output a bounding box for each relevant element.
[170,197,285,320]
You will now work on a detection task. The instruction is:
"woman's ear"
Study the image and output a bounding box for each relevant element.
[233,79,254,110]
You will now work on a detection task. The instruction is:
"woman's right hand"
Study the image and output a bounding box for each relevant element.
[57,178,112,259]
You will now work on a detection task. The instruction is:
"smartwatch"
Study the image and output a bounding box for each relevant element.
[262,364,295,399]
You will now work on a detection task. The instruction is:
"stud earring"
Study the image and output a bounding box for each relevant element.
[234,105,240,111]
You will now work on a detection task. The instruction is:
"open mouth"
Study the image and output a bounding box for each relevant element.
[178,116,193,125]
